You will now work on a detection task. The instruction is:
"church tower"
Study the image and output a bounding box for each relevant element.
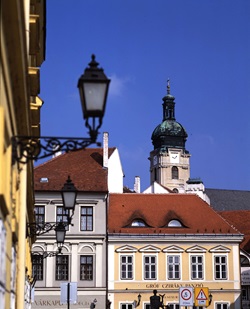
[149,81,190,192]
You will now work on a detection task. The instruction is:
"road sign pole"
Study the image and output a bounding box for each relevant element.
[67,282,70,309]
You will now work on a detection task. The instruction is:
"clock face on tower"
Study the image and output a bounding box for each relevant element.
[170,152,180,163]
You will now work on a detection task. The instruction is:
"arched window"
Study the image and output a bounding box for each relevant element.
[172,166,179,179]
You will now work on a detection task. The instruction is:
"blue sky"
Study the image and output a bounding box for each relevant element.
[40,0,250,192]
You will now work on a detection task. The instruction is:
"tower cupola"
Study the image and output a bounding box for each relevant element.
[151,80,188,151]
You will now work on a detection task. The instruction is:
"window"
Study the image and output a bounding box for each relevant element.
[81,207,93,231]
[57,206,69,230]
[32,255,43,281]
[121,255,133,279]
[131,220,146,227]
[55,255,69,280]
[215,303,229,309]
[144,256,157,280]
[168,255,180,279]
[168,220,182,227]
[214,255,227,279]
[80,256,93,280]
[242,286,250,301]
[168,304,179,309]
[241,255,250,266]
[0,219,6,281]
[121,304,133,309]
[191,256,203,279]
[172,166,179,179]
[154,168,158,182]
[34,206,45,225]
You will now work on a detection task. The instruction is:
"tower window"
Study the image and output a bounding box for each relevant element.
[154,168,157,181]
[172,166,179,179]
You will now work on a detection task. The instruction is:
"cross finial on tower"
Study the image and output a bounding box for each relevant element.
[167,79,170,95]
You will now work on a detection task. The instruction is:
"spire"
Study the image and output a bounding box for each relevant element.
[162,79,175,121]
[167,78,171,95]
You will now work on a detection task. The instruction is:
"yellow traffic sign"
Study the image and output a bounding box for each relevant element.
[194,287,209,307]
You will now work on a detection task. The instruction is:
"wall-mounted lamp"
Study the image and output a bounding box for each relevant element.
[133,294,141,308]
[12,54,110,164]
[90,298,97,309]
[208,293,213,306]
[31,221,66,259]
[61,176,78,224]
[27,177,77,237]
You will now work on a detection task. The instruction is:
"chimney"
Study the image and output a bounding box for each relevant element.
[134,176,141,193]
[103,132,109,168]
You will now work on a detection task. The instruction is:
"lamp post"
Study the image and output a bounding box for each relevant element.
[12,54,110,164]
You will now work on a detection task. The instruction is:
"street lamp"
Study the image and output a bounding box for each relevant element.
[208,293,213,306]
[31,221,66,259]
[55,221,66,249]
[61,176,78,223]
[12,54,110,164]
[78,54,110,142]
[27,176,77,237]
[133,294,141,307]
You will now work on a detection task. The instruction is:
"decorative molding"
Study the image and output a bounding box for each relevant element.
[162,245,185,253]
[116,245,138,253]
[209,245,231,253]
[186,245,207,253]
[139,245,161,253]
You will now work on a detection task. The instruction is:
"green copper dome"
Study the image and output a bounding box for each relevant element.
[151,81,188,151]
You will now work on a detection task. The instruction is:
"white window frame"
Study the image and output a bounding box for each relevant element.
[167,303,180,309]
[120,254,134,280]
[56,204,69,231]
[167,255,181,280]
[214,254,228,280]
[144,255,157,280]
[120,303,133,309]
[190,255,204,280]
[80,205,94,232]
[215,302,229,309]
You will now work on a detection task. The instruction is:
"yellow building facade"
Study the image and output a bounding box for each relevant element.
[0,0,45,308]
[108,193,243,309]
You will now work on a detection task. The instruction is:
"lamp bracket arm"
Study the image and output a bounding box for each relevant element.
[27,221,69,237]
[12,135,101,164]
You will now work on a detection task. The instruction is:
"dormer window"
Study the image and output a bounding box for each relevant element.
[168,219,183,227]
[131,219,146,227]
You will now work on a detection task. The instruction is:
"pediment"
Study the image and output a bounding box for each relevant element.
[186,245,207,253]
[116,245,138,253]
[209,245,230,253]
[162,245,184,253]
[139,245,161,253]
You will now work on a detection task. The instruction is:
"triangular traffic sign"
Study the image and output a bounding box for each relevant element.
[196,289,207,300]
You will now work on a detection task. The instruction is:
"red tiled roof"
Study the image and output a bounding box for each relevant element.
[108,193,241,235]
[219,210,250,252]
[34,148,116,192]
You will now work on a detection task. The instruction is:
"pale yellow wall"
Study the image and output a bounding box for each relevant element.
[109,241,242,309]
[0,0,45,308]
